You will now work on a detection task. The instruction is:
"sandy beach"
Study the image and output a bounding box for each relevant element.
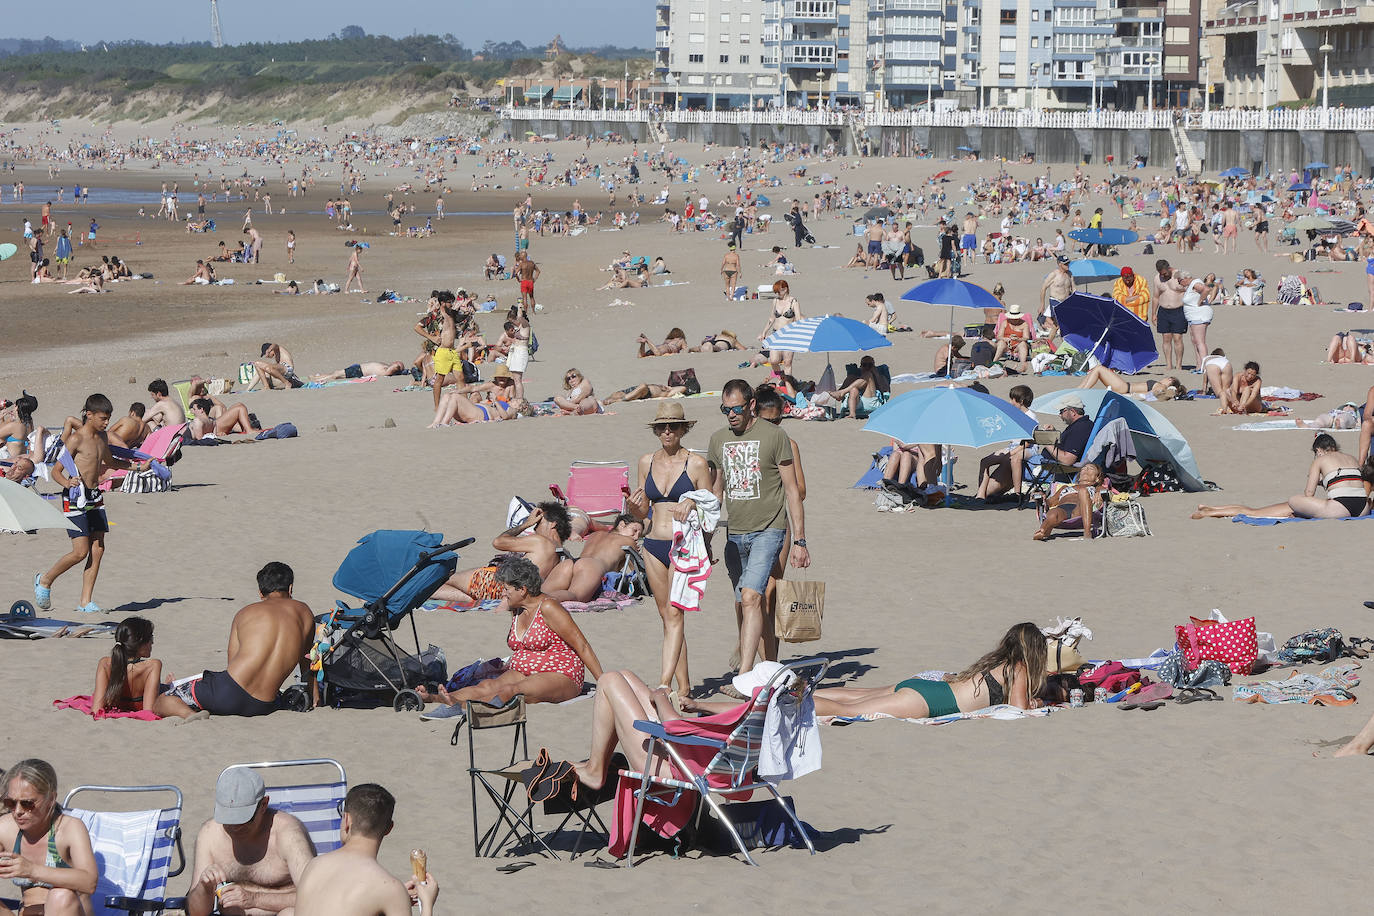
[4,116,1374,909]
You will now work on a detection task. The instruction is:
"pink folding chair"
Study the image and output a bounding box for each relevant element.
[549,460,628,524]
[102,423,187,491]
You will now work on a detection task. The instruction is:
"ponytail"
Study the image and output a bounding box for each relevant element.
[104,616,153,710]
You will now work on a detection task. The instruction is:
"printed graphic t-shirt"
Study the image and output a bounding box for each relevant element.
[707,419,794,534]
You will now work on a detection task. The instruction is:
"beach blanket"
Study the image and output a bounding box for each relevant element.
[890,365,1007,386]
[824,704,1053,726]
[1,616,115,639]
[1260,387,1322,401]
[1231,513,1374,526]
[1233,663,1360,705]
[303,376,378,389]
[53,695,159,721]
[1232,419,1357,431]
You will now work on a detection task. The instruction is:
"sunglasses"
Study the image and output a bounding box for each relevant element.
[760,414,782,425]
[719,404,748,416]
[654,422,686,433]
[565,374,579,383]
[2,797,42,813]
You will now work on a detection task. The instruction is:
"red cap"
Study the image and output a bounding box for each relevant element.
[1120,267,1134,279]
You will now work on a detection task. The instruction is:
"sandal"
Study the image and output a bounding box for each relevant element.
[496,861,536,874]
[1118,700,1165,711]
[1174,687,1223,704]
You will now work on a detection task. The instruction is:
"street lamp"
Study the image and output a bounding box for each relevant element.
[1200,51,1210,115]
[979,64,989,113]
[1262,47,1277,110]
[1320,31,1333,111]
[1030,63,1039,110]
[1147,52,1157,113]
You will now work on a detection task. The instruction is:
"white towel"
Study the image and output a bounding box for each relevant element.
[669,489,719,613]
[71,807,161,905]
[758,691,821,784]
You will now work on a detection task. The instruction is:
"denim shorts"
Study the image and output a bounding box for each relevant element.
[724,527,788,601]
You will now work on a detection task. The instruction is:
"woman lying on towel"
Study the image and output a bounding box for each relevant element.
[1191,434,1371,520]
[808,622,1048,719]
[1076,365,1184,401]
[416,558,602,712]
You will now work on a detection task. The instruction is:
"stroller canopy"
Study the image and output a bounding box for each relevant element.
[332,530,460,620]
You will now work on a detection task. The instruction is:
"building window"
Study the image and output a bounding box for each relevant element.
[1000,37,1017,52]
[1164,54,1189,75]
[689,53,705,63]
[1054,7,1092,26]
[689,33,705,43]
[741,12,751,22]
[720,33,731,42]
[1031,36,1038,47]
[740,54,751,63]
[1166,0,1190,13]
[1165,27,1189,46]
[1031,9,1039,20]
[966,6,980,25]
[999,9,1016,23]
[721,54,731,63]
[740,33,751,42]
[721,13,731,22]
[689,12,704,22]
[999,62,1015,78]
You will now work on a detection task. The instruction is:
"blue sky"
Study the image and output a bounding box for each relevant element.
[5,1,649,49]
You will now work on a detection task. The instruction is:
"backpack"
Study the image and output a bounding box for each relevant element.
[602,547,650,599]
[1275,627,1345,665]
[460,360,479,384]
[528,330,539,355]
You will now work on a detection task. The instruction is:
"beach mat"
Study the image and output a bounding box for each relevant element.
[1232,420,1357,431]
[0,612,115,639]
[1231,513,1374,526]
[825,703,1053,726]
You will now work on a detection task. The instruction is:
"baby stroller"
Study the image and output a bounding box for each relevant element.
[282,530,474,713]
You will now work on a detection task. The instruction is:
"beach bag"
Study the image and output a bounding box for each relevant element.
[774,579,824,643]
[118,462,172,494]
[460,360,479,384]
[1275,627,1345,666]
[668,367,701,396]
[1175,616,1258,675]
[238,363,255,386]
[529,330,539,355]
[1130,463,1183,495]
[1046,638,1087,674]
[1103,497,1151,537]
[1156,647,1232,689]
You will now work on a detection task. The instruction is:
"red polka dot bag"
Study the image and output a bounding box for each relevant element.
[1175,616,1258,676]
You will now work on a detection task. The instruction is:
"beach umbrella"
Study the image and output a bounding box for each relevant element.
[1288,182,1312,191]
[1328,218,1357,235]
[1290,214,1335,232]
[933,170,953,179]
[863,386,1038,505]
[1068,259,1120,281]
[900,278,1003,376]
[1068,227,1139,247]
[862,206,894,221]
[0,243,16,261]
[1306,161,1329,170]
[1053,292,1158,375]
[1219,167,1250,178]
[0,479,77,534]
[762,314,892,355]
[956,146,977,152]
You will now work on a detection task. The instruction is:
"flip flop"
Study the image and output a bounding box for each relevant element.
[1174,687,1223,704]
[496,861,535,874]
[1118,699,1165,711]
[583,859,621,870]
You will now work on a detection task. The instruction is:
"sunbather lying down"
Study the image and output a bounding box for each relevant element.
[427,390,530,428]
[310,361,405,382]
[637,328,687,357]
[602,383,687,404]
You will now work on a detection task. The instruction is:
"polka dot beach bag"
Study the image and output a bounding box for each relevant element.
[1175,617,1258,676]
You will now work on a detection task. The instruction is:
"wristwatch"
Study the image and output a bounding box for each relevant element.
[792,538,807,547]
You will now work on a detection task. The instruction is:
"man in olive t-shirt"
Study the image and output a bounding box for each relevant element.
[708,379,809,686]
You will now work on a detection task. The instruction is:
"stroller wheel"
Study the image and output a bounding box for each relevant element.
[282,685,312,713]
[394,689,424,713]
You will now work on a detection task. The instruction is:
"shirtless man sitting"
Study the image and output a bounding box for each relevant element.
[294,784,438,916]
[189,397,260,440]
[542,514,645,603]
[430,503,573,606]
[249,343,304,391]
[186,768,316,916]
[144,379,186,430]
[180,259,216,285]
[310,361,406,383]
[167,562,315,717]
[829,355,886,418]
[1219,360,1265,415]
[107,402,149,449]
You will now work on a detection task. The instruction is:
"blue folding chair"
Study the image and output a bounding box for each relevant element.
[218,759,347,853]
[64,784,186,915]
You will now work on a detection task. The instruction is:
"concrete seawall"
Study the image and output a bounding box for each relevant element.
[503,116,1374,173]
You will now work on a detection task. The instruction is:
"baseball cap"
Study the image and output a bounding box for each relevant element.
[1056,394,1085,412]
[215,769,265,825]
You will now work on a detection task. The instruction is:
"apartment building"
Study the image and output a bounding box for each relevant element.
[1205,0,1374,107]
[655,0,861,108]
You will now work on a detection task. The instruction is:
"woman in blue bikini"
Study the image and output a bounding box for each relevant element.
[627,402,711,698]
[811,622,1048,719]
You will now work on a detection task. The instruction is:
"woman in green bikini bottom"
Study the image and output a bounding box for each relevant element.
[811,622,1047,718]
[0,758,98,916]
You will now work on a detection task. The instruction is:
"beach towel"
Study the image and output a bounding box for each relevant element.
[890,366,1007,386]
[1259,387,1321,401]
[53,695,160,721]
[823,704,1053,726]
[1231,513,1374,526]
[1230,420,1359,431]
[1233,663,1360,705]
[70,807,160,906]
[1,617,115,639]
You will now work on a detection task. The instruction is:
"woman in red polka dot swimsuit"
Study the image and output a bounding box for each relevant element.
[417,557,602,710]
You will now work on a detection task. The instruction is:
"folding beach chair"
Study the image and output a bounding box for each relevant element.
[1036,481,1107,538]
[621,656,830,867]
[1020,428,1077,507]
[60,784,186,916]
[101,423,187,493]
[218,759,347,853]
[464,695,612,860]
[548,460,629,525]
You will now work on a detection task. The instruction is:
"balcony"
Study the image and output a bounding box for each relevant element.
[1279,44,1314,66]
[1104,35,1163,49]
[784,1,838,22]
[656,14,669,30]
[1095,1,1164,22]
[781,42,838,67]
[1282,5,1374,26]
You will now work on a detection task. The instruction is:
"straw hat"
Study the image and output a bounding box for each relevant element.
[490,364,512,379]
[647,402,696,429]
[1005,303,1025,319]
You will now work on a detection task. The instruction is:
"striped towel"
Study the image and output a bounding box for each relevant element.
[824,704,1053,726]
[71,807,160,906]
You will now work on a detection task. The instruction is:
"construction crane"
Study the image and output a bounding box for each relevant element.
[210,0,224,48]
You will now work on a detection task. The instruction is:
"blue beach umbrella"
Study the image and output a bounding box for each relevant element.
[762,314,892,354]
[864,386,1038,505]
[1288,182,1312,192]
[956,146,976,152]
[1218,167,1250,178]
[1068,227,1139,247]
[901,278,1004,376]
[1068,259,1120,281]
[1054,292,1158,374]
[1306,161,1329,170]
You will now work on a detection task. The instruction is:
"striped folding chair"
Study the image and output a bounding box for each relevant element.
[218,759,347,853]
[61,784,187,915]
[622,657,830,867]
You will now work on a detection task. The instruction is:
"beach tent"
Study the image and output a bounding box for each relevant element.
[1030,389,1208,492]
[524,85,554,101]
